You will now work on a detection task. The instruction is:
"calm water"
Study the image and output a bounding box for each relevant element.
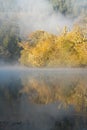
[0,67,87,130]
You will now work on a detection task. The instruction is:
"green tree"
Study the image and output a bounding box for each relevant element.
[0,20,21,61]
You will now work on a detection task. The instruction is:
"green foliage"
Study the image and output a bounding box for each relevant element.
[49,0,72,15]
[0,19,21,61]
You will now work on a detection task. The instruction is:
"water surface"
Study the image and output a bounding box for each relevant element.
[0,67,87,130]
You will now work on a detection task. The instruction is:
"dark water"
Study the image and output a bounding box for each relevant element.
[0,67,87,130]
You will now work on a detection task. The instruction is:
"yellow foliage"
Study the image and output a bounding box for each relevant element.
[19,26,87,67]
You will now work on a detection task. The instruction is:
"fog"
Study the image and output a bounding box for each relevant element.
[0,0,86,37]
[17,0,73,35]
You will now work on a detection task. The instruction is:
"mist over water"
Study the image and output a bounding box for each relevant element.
[0,0,87,129]
[0,67,87,130]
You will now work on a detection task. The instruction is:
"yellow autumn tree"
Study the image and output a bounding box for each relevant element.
[19,26,87,67]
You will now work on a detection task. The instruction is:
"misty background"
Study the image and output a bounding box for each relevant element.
[0,0,87,35]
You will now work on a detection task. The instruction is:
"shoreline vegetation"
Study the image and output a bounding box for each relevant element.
[19,25,87,68]
[0,17,87,68]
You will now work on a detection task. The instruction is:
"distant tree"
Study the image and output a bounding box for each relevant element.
[0,20,21,61]
[49,0,87,17]
[49,0,72,15]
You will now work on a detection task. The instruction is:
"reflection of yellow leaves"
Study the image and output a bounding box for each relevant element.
[21,78,60,104]
[21,75,87,112]
[28,79,53,104]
